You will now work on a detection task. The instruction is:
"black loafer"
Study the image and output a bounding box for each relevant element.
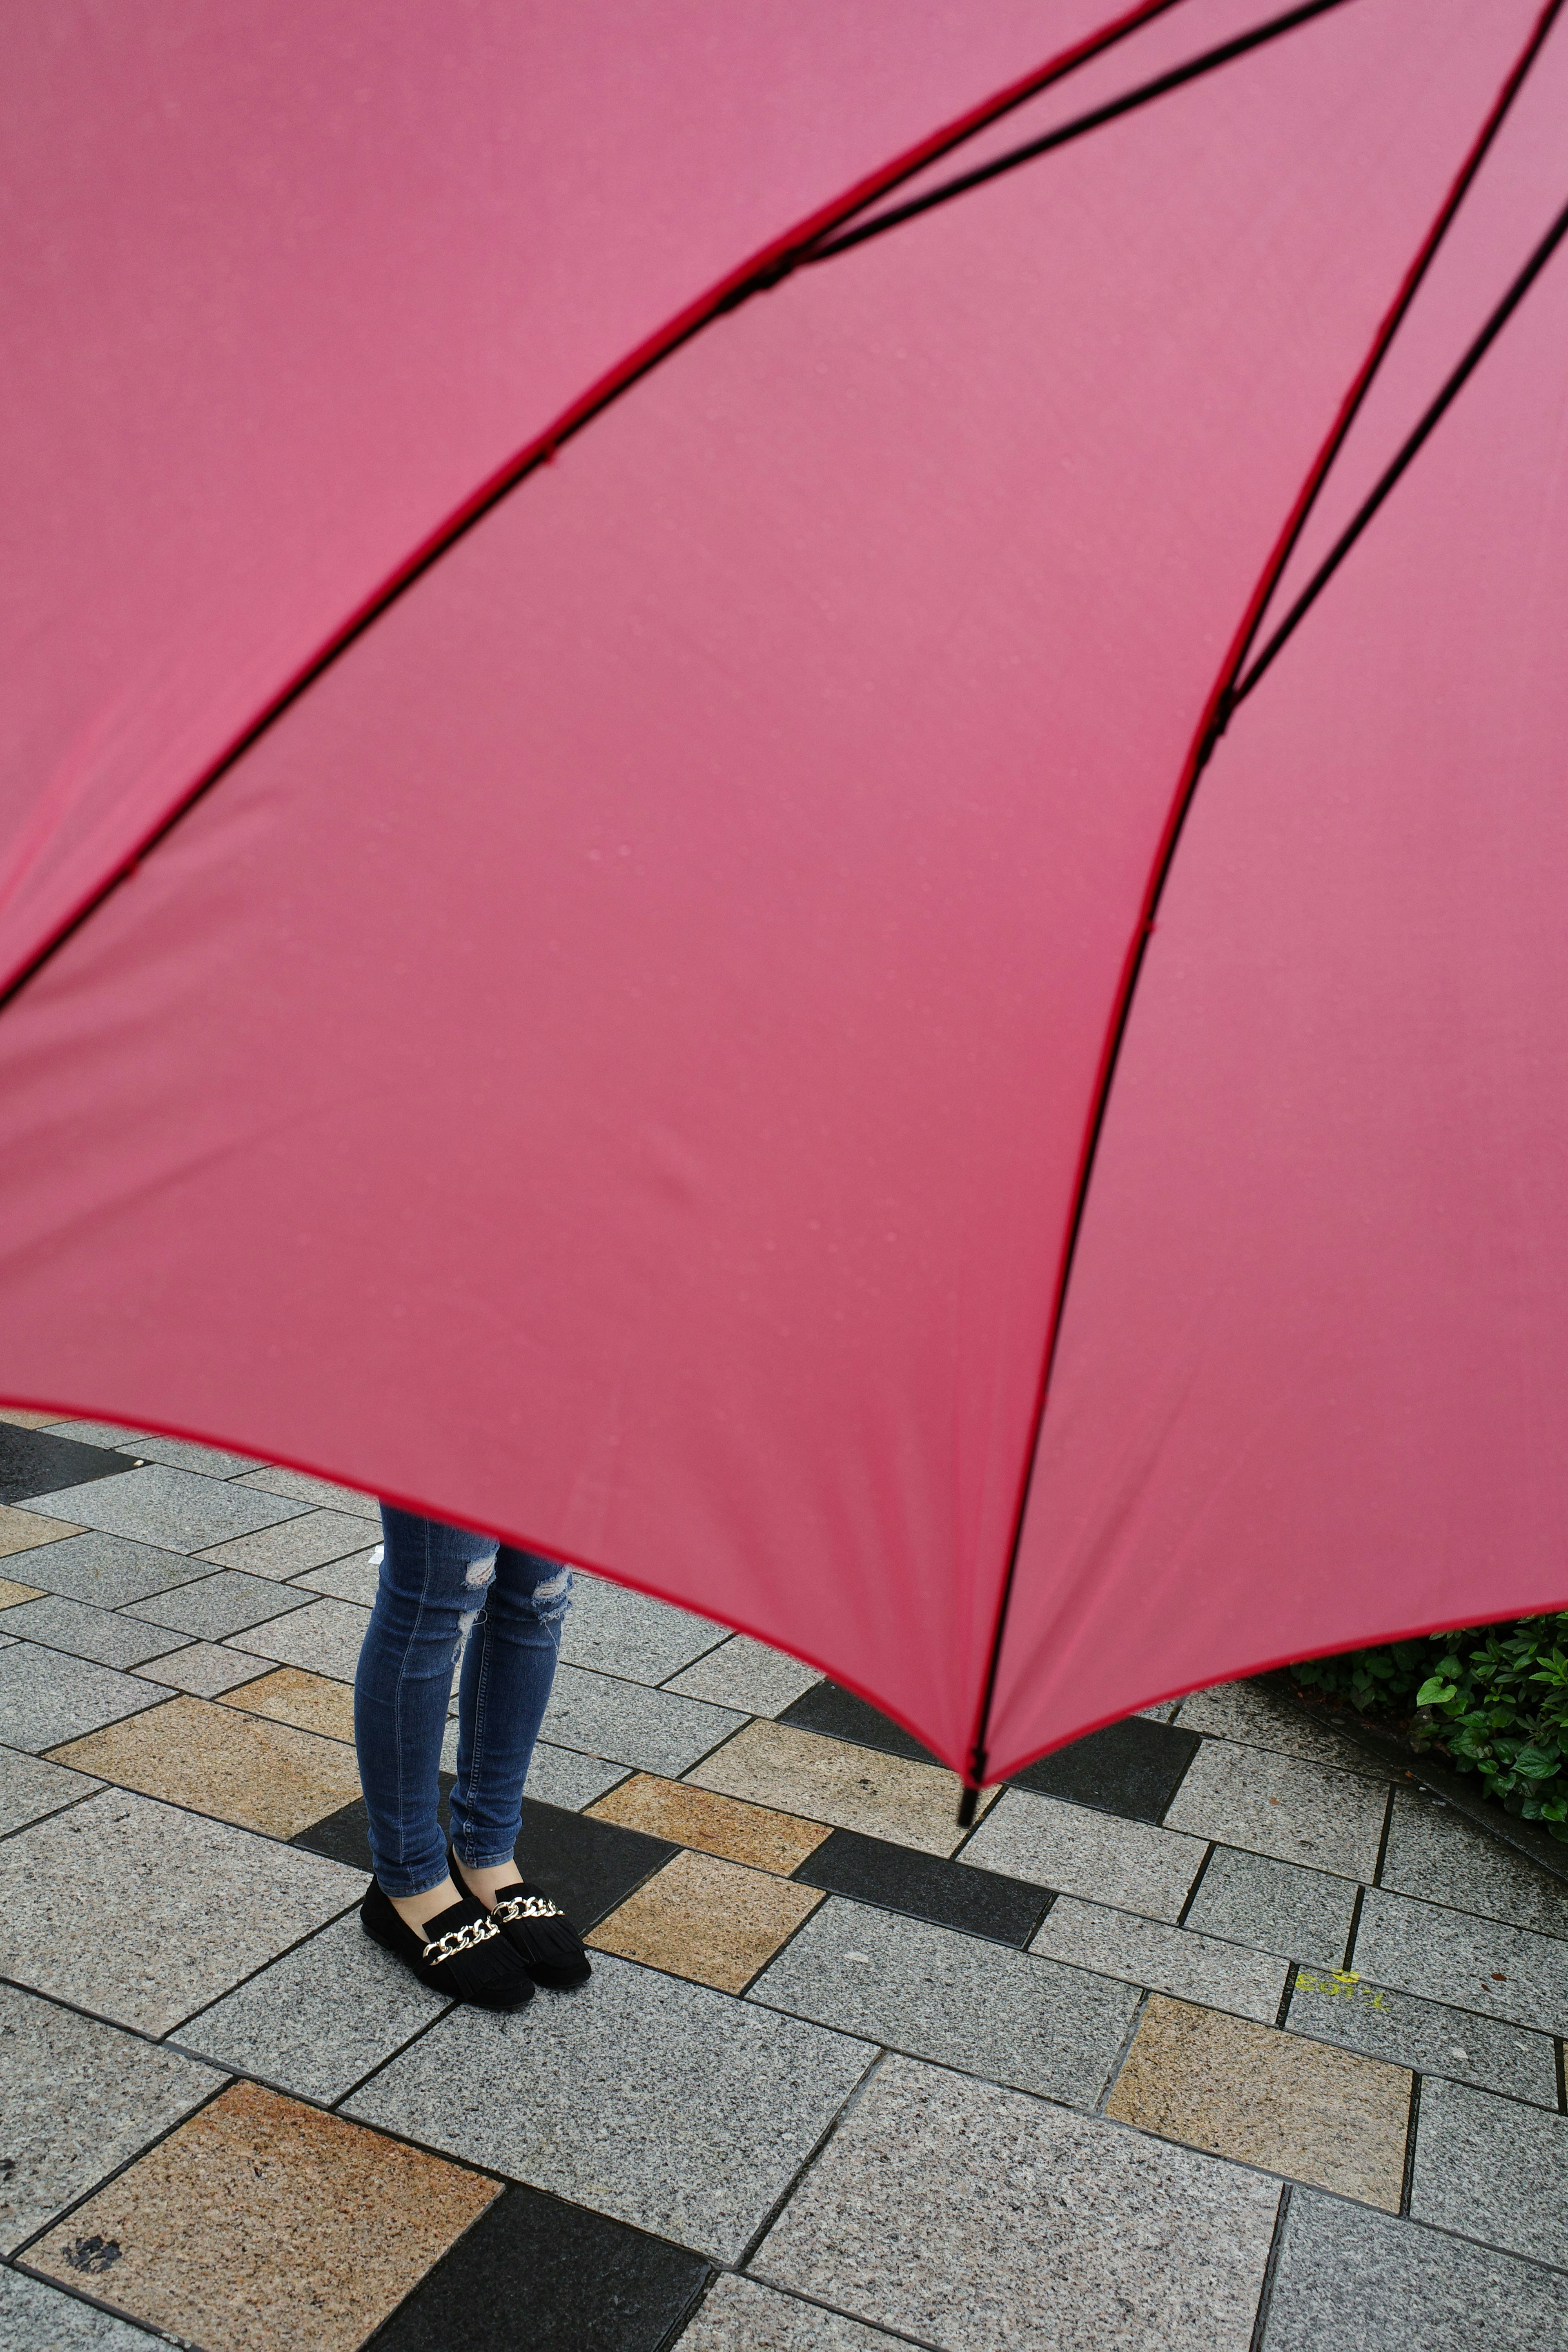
[361,1877,535,2009]
[449,1845,592,1990]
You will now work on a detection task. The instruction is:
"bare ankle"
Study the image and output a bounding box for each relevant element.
[388,1875,461,1937]
[452,1857,521,1909]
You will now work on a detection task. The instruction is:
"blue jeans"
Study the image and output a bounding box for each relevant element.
[353,1506,572,1897]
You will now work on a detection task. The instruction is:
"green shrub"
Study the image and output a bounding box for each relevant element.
[1289,1614,1568,1842]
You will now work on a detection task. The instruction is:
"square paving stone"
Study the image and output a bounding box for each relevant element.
[1032,1897,1287,2023]
[0,1744,99,1835]
[370,2182,710,2352]
[679,2274,904,2349]
[110,1433,267,1477]
[132,1641,273,1696]
[1163,1740,1389,1881]
[1105,1994,1410,2209]
[688,1721,989,1858]
[8,1530,207,1609]
[1409,2074,1568,2268]
[752,2053,1280,2352]
[197,1508,375,1581]
[0,1425,140,1507]
[346,1952,874,2262]
[561,1572,727,1684]
[590,1849,824,1991]
[792,1828,1049,1946]
[959,1787,1205,1919]
[777,1682,939,1765]
[50,1692,362,1838]
[1009,1716,1202,1824]
[1350,1886,1568,2034]
[1261,2186,1568,2351]
[1379,1786,1568,1939]
[0,1647,165,1752]
[127,1567,315,1642]
[543,1663,744,1775]
[750,1896,1138,2107]
[1286,1965,1557,2106]
[0,1503,81,1559]
[223,1662,355,1743]
[523,1741,630,1812]
[0,1594,186,1672]
[0,1788,362,2034]
[225,1591,369,1678]
[1175,1680,1390,1781]
[665,1635,822,1717]
[235,1464,381,1516]
[1183,1844,1359,1971]
[25,1464,308,1550]
[0,1980,221,2253]
[292,1548,381,1604]
[174,1911,448,2102]
[588,1773,832,1874]
[27,2079,499,2352]
[0,2266,155,2348]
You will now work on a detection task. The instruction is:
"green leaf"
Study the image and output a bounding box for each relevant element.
[1416,1678,1457,1707]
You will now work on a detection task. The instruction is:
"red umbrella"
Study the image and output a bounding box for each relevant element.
[4,0,1566,1802]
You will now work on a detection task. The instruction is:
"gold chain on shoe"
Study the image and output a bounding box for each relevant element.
[422,1915,501,1964]
[492,1891,561,1923]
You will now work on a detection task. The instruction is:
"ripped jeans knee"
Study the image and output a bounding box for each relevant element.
[526,1563,573,1629]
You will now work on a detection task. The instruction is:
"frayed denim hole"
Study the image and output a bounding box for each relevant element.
[530,1565,573,1628]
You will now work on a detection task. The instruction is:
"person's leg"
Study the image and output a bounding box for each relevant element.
[448,1542,572,1898]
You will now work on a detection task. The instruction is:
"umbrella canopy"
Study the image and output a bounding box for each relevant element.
[4,0,1566,1789]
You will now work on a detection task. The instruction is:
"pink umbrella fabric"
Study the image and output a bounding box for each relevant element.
[4,0,1566,1792]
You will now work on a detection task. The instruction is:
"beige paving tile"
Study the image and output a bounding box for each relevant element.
[26,2078,499,2352]
[686,1721,993,1858]
[0,1506,80,1559]
[587,1848,824,1992]
[588,1773,832,1875]
[0,1576,45,1608]
[49,1692,360,1838]
[0,1409,65,1429]
[1105,1993,1410,2209]
[223,1664,356,1744]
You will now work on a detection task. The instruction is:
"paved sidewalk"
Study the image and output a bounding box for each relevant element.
[1,1411,1566,2350]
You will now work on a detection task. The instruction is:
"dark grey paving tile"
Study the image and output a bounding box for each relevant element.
[1009,1715,1202,1823]
[368,2183,710,2352]
[679,2275,904,2350]
[1261,2189,1568,2351]
[0,1979,221,2253]
[752,2054,1280,2351]
[1352,1886,1568,2035]
[561,1573,727,1686]
[128,1570,311,1641]
[777,1682,938,1765]
[1031,1896,1287,2023]
[346,1953,873,2262]
[1380,1786,1568,1940]
[0,1646,165,1753]
[0,1595,186,1672]
[1286,1966,1558,2107]
[1410,2075,1568,2268]
[749,1896,1138,2107]
[0,1425,139,1507]
[664,1636,822,1718]
[5,1530,209,1610]
[792,1827,1049,1946]
[0,1744,100,1835]
[225,1592,368,1679]
[26,1465,308,1551]
[543,1664,743,1776]
[1163,1740,1388,1881]
[960,1786,1206,1921]
[0,2265,155,2348]
[1183,1844,1358,1972]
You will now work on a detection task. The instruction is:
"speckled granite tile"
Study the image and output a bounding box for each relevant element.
[1175,1682,1391,1780]
[751,1896,1137,2107]
[1261,2188,1568,2351]
[1410,2075,1568,2267]
[959,1786,1204,1918]
[1137,1701,1184,1723]
[1031,1896,1287,2023]
[665,1635,823,1717]
[290,1548,380,1604]
[1286,1965,1557,2106]
[523,1741,629,1811]
[27,2079,498,2352]
[1105,1994,1409,2209]
[543,1663,743,1775]
[752,2054,1278,2352]
[0,1744,100,1834]
[1184,1844,1358,1971]
[6,1530,206,1609]
[0,1788,361,2033]
[51,1692,361,1837]
[688,1721,988,1858]
[37,1421,153,1449]
[0,1646,165,1752]
[1351,1887,1568,2034]
[25,1464,307,1550]
[1163,1741,1388,1880]
[132,1641,272,1696]
[589,1773,831,1873]
[1380,1786,1568,1939]
[225,1593,370,1681]
[197,1508,374,1581]
[0,2267,154,2349]
[0,1980,221,2253]
[234,1465,380,1516]
[174,1912,447,2101]
[0,1594,186,1671]
[347,1951,872,2262]
[114,1434,267,1477]
[0,1577,45,1610]
[0,1505,82,1559]
[223,1663,355,1743]
[680,2276,905,2350]
[561,1572,727,1684]
[0,1409,64,1428]
[128,1568,310,1642]
[590,1848,823,1991]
